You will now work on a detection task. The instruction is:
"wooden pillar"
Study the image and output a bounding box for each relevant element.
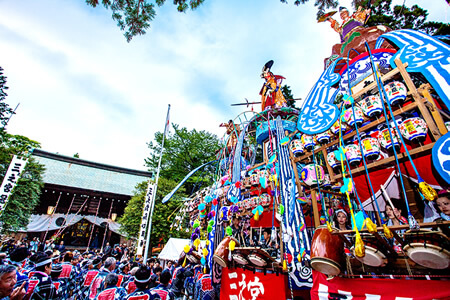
[310,189,320,228]
[418,83,448,135]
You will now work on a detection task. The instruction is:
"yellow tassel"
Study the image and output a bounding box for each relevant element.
[254,210,260,221]
[297,254,301,262]
[229,240,236,251]
[203,248,209,257]
[419,182,437,201]
[365,218,377,233]
[206,240,210,246]
[354,233,365,258]
[282,259,287,271]
[182,257,187,267]
[383,224,393,239]
[204,266,206,274]
[326,221,333,233]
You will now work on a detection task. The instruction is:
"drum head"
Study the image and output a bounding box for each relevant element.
[352,245,387,267]
[404,243,450,269]
[248,254,267,267]
[213,254,227,268]
[310,257,340,276]
[232,254,248,265]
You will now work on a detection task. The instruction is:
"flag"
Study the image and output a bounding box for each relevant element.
[164,104,171,137]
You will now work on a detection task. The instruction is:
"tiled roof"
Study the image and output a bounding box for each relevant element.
[32,149,152,196]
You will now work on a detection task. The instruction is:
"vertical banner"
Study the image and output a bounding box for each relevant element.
[0,155,28,215]
[136,182,155,256]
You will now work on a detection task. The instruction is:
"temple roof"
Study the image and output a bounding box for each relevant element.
[32,149,152,196]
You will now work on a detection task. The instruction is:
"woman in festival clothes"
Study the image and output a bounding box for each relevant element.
[385,200,407,227]
[334,209,351,231]
[435,191,450,221]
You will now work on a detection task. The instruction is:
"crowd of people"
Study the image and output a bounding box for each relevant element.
[0,242,216,300]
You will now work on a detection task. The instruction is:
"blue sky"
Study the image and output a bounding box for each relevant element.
[0,0,448,171]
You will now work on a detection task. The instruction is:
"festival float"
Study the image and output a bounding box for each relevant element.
[164,5,450,299]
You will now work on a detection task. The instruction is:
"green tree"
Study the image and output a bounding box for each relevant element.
[0,134,45,233]
[145,124,220,194]
[0,67,14,133]
[364,0,450,35]
[281,85,296,108]
[118,177,188,247]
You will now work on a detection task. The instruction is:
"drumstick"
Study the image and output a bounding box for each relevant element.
[381,186,395,210]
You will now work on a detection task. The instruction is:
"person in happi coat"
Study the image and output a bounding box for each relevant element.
[50,263,65,297]
[125,266,161,300]
[151,269,176,300]
[93,273,127,300]
[117,260,131,287]
[28,252,59,299]
[78,256,102,299]
[87,256,117,300]
[7,247,30,292]
[0,265,26,300]
[123,266,139,295]
[193,266,215,300]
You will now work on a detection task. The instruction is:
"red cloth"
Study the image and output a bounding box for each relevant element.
[311,271,450,299]
[250,209,280,228]
[220,267,287,300]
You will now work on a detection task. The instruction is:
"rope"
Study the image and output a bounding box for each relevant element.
[100,199,114,252]
[86,198,102,252]
[54,195,89,238]
[311,149,329,223]
[42,192,62,242]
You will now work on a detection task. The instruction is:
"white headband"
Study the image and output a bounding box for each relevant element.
[35,258,53,268]
[134,275,151,283]
[335,209,347,217]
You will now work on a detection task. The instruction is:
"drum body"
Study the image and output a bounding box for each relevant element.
[399,117,428,142]
[248,249,272,267]
[213,236,240,268]
[311,226,344,276]
[345,144,362,166]
[361,137,381,160]
[385,81,407,105]
[316,130,332,144]
[378,128,400,151]
[301,164,325,186]
[301,134,316,151]
[290,139,304,156]
[360,95,383,118]
[187,252,201,264]
[351,233,388,267]
[232,253,248,265]
[403,230,450,269]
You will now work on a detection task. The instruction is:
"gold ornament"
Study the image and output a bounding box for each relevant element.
[182,257,187,267]
[326,221,333,233]
[203,248,209,257]
[419,181,437,201]
[354,233,365,258]
[383,224,393,239]
[254,210,260,221]
[282,259,288,271]
[365,218,377,233]
[229,240,236,251]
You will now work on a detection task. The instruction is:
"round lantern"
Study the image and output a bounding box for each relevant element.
[360,95,383,118]
[301,164,325,186]
[250,172,260,186]
[345,144,362,166]
[301,134,316,151]
[332,182,342,191]
[378,127,400,151]
[290,139,304,156]
[316,130,332,144]
[260,194,271,207]
[399,117,428,142]
[330,120,347,135]
[327,151,341,169]
[361,136,381,160]
[384,81,407,106]
[322,174,331,188]
[341,106,364,127]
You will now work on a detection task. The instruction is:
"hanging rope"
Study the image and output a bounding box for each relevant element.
[86,198,102,252]
[311,148,331,231]
[42,192,63,243]
[100,199,114,253]
[54,195,89,238]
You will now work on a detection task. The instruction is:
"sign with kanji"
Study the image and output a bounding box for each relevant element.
[136,182,155,256]
[220,267,287,300]
[0,155,28,214]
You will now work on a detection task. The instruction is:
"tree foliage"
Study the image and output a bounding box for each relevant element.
[145,124,220,195]
[0,134,45,233]
[365,0,450,35]
[118,177,189,247]
[0,67,14,132]
[86,0,205,42]
[281,85,297,108]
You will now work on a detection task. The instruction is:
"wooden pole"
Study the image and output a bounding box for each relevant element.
[310,189,320,227]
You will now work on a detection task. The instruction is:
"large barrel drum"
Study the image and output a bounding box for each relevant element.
[310,225,344,276]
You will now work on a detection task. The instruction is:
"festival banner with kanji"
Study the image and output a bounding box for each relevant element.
[220,267,287,300]
[311,271,450,299]
[0,155,28,215]
[136,182,155,256]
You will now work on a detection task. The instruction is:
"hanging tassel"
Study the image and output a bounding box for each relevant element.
[365,218,377,234]
[254,210,260,221]
[326,221,333,233]
[408,214,420,231]
[418,180,437,201]
[383,224,393,239]
[282,259,287,272]
[354,232,365,258]
[182,257,187,267]
[229,240,236,251]
[204,266,207,274]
